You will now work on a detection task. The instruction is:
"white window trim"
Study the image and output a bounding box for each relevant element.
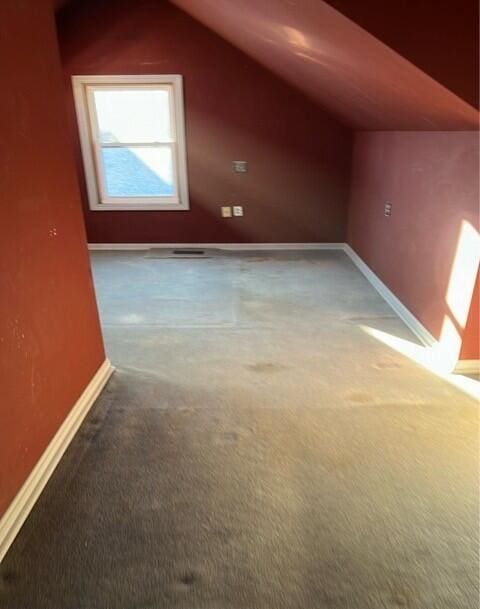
[72,74,190,211]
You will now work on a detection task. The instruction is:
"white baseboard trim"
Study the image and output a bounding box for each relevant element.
[343,244,437,347]
[453,360,480,376]
[343,245,479,381]
[88,242,346,251]
[0,358,114,563]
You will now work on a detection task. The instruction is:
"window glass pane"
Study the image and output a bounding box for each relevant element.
[102,146,175,197]
[93,88,171,144]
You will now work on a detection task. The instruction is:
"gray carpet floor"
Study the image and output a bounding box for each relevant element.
[0,250,478,608]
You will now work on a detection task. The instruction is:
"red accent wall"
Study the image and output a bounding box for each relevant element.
[325,0,479,109]
[56,0,352,244]
[348,131,479,361]
[0,0,105,516]
[460,274,479,360]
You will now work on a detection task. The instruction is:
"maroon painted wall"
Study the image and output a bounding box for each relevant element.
[56,0,352,244]
[0,0,105,516]
[460,274,479,360]
[325,0,479,109]
[347,131,479,361]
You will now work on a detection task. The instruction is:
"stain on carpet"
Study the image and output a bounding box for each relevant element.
[246,362,287,373]
[374,361,403,370]
[178,571,197,586]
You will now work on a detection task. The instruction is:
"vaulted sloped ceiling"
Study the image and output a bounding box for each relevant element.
[54,0,478,130]
[168,0,478,130]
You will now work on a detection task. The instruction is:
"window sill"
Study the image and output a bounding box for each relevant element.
[89,202,190,212]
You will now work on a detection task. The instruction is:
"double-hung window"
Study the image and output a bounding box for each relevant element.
[72,75,189,210]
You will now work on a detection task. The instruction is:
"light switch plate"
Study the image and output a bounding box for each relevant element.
[221,206,232,218]
[232,160,248,173]
[233,206,244,216]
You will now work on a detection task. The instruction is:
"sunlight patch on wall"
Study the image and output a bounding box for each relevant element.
[359,221,480,400]
[431,220,480,371]
[445,220,480,328]
[361,326,480,401]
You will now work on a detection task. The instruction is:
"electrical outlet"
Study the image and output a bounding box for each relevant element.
[233,206,243,217]
[384,202,392,217]
[221,206,232,218]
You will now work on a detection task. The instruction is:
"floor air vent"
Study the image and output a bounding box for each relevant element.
[145,248,220,259]
[172,249,205,255]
